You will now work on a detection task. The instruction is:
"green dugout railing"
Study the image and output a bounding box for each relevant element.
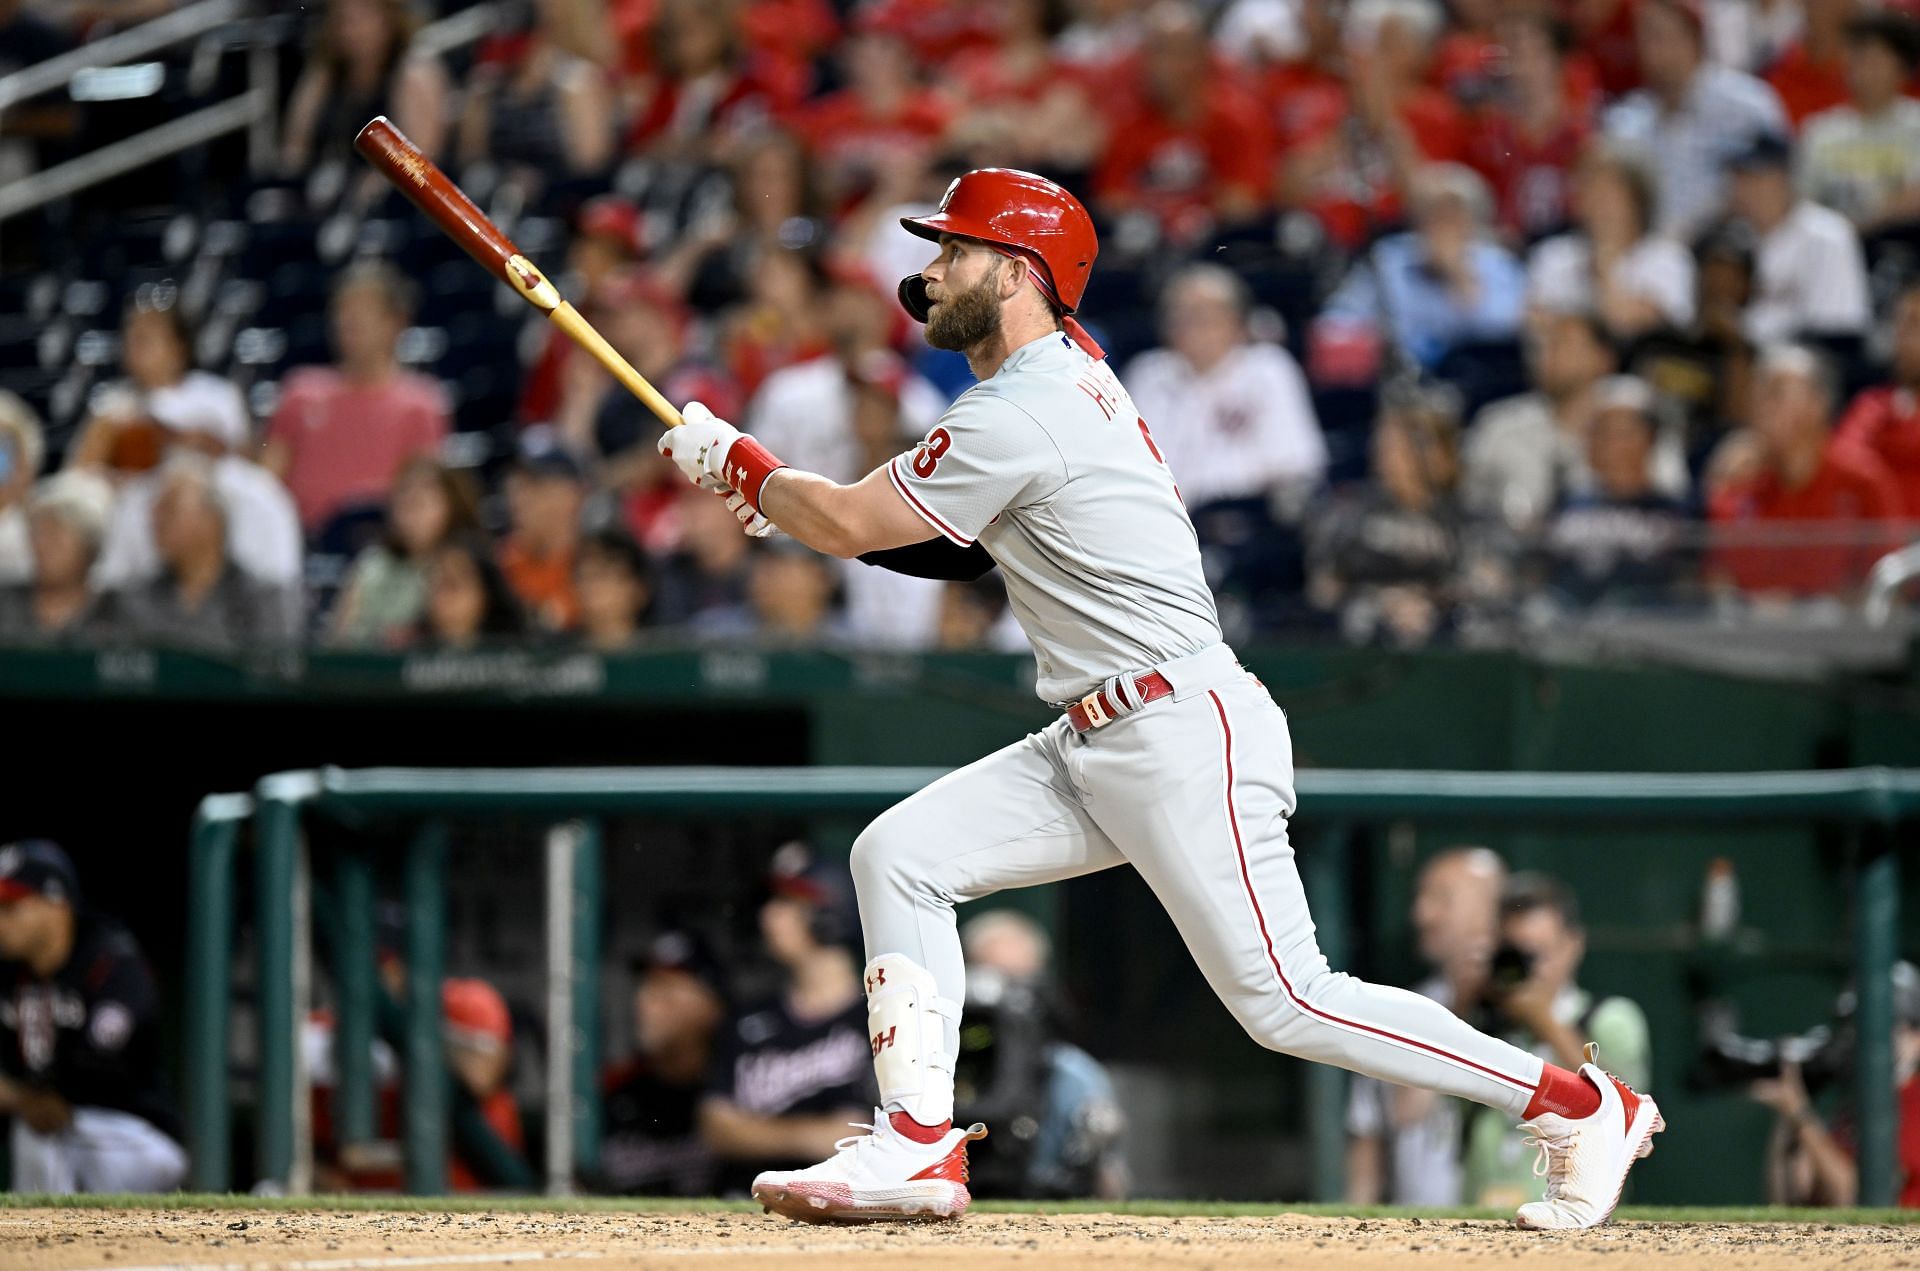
[186,765,1920,1204]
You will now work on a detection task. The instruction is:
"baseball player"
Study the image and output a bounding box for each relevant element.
[0,840,188,1194]
[657,168,1663,1228]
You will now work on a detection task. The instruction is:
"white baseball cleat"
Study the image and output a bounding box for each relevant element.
[1514,1062,1665,1230]
[752,1110,988,1224]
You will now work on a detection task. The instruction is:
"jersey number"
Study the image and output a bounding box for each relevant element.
[911,427,953,478]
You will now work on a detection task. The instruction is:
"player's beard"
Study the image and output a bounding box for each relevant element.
[924,269,1004,353]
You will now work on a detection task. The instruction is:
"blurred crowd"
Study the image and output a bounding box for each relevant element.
[3,0,1920,654]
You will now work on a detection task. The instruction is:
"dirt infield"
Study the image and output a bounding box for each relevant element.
[1,1206,1916,1271]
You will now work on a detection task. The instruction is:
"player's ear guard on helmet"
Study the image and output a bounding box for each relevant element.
[898,274,933,324]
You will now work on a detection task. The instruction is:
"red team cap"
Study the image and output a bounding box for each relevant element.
[899,168,1099,314]
[442,978,512,1052]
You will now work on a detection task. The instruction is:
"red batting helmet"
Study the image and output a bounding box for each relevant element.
[897,168,1099,318]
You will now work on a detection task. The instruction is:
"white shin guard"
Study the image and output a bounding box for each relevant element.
[863,952,960,1127]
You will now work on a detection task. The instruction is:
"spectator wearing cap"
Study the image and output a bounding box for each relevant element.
[1124,265,1326,511]
[0,470,115,644]
[1629,224,1761,458]
[112,456,302,649]
[1540,377,1693,608]
[1709,344,1905,597]
[518,197,648,427]
[327,456,483,649]
[598,931,728,1195]
[1764,0,1858,131]
[1464,310,1621,533]
[309,969,532,1192]
[0,840,187,1194]
[499,437,587,633]
[554,270,736,467]
[1726,132,1871,345]
[1320,164,1528,374]
[1528,146,1696,343]
[1306,388,1468,649]
[1604,0,1787,240]
[574,527,656,653]
[1799,13,1920,232]
[1836,281,1920,514]
[700,844,873,1194]
[420,535,527,649]
[1094,2,1274,248]
[440,978,529,1193]
[0,391,45,585]
[1274,0,1468,252]
[264,262,451,537]
[457,0,615,193]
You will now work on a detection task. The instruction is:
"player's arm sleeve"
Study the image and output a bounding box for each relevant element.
[56,954,162,1104]
[1586,996,1651,1092]
[884,393,1065,547]
[856,539,995,581]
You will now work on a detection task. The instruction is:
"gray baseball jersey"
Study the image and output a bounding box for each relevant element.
[886,332,1221,702]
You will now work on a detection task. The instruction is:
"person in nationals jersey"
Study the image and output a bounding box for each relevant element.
[656,168,1664,1229]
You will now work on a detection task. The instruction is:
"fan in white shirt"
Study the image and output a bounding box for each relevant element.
[1121,264,1328,511]
[1726,132,1871,344]
[1528,146,1695,341]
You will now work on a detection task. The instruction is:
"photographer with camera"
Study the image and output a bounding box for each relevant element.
[1747,963,1920,1208]
[1463,872,1651,1209]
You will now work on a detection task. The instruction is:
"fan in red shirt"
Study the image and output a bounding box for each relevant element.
[519,196,649,427]
[1095,2,1274,246]
[1466,12,1594,242]
[1276,0,1469,250]
[623,0,807,156]
[1710,345,1907,596]
[857,0,1001,67]
[789,24,954,210]
[1836,283,1920,514]
[720,244,834,399]
[938,0,1101,171]
[1766,0,1859,128]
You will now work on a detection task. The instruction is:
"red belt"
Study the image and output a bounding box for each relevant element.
[1065,670,1173,733]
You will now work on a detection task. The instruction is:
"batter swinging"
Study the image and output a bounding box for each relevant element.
[657,168,1664,1229]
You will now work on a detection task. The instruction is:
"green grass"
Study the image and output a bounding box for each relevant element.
[0,1193,1913,1225]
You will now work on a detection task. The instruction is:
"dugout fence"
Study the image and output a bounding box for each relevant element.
[185,766,1919,1204]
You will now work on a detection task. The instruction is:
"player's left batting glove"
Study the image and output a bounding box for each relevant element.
[724,489,777,538]
[657,401,787,514]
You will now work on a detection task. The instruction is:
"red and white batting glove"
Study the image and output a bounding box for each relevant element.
[657,401,786,511]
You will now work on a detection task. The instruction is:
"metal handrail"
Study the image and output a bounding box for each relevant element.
[0,88,270,222]
[0,0,249,111]
[1864,541,1920,627]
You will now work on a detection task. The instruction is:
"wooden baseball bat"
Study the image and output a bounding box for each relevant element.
[351,115,684,429]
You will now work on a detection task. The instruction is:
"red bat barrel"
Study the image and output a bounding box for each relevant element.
[352,116,517,289]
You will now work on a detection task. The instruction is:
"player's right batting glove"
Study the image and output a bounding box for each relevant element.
[657,402,787,516]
